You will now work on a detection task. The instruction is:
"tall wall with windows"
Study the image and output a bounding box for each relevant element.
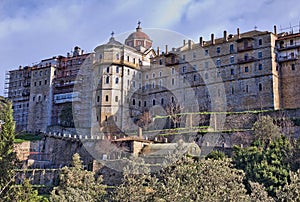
[27,65,55,132]
[6,24,300,134]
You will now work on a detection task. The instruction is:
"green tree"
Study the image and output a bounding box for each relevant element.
[0,99,17,198]
[277,169,300,202]
[50,153,106,202]
[252,116,281,147]
[249,182,274,202]
[154,157,250,201]
[111,157,157,202]
[233,136,291,196]
[4,179,44,202]
[205,150,226,160]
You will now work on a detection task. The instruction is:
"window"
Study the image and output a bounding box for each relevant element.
[133,99,136,105]
[246,85,249,93]
[205,61,209,68]
[159,80,162,87]
[106,67,109,73]
[259,83,262,91]
[138,101,141,107]
[182,55,186,60]
[146,74,149,79]
[97,96,100,102]
[231,69,234,75]
[205,49,208,56]
[44,95,46,100]
[290,39,294,45]
[127,69,130,75]
[116,53,119,60]
[152,82,155,88]
[205,73,208,79]
[171,96,174,103]
[182,66,186,73]
[133,81,136,88]
[38,96,41,101]
[152,73,155,78]
[152,99,156,106]
[39,81,42,86]
[244,53,248,61]
[161,98,164,105]
[231,87,234,94]
[172,78,175,85]
[139,73,141,79]
[115,77,119,84]
[194,74,197,81]
[216,47,220,54]
[172,68,175,75]
[105,95,109,102]
[116,66,119,73]
[115,96,118,102]
[159,59,163,65]
[259,39,262,46]
[230,56,234,64]
[33,96,35,101]
[245,66,249,72]
[133,58,136,64]
[40,71,43,76]
[144,101,147,107]
[258,52,262,59]
[258,64,263,70]
[159,71,162,77]
[44,80,47,85]
[291,64,295,70]
[127,56,130,62]
[216,59,221,67]
[34,82,37,86]
[106,76,110,84]
[230,44,234,53]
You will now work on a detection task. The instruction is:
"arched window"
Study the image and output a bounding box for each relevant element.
[106,76,110,84]
[133,99,136,105]
[115,77,119,84]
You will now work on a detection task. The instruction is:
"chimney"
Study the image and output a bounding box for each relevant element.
[223,30,228,42]
[138,127,142,139]
[237,28,240,39]
[157,47,160,56]
[183,39,186,46]
[274,25,277,35]
[165,45,168,54]
[188,40,192,50]
[211,33,215,45]
[199,37,203,47]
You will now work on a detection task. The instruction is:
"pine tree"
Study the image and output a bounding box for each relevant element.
[0,99,17,198]
[50,153,106,202]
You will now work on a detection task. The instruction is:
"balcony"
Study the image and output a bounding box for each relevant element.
[237,56,257,64]
[277,55,299,63]
[277,42,300,51]
[55,81,77,88]
[237,45,254,52]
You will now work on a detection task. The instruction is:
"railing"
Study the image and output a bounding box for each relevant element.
[277,55,299,62]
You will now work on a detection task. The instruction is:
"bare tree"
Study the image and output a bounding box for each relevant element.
[165,102,184,128]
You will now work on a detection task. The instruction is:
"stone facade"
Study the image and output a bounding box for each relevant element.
[6,24,300,134]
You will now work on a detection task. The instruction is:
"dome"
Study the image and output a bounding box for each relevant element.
[125,22,152,50]
[126,29,151,41]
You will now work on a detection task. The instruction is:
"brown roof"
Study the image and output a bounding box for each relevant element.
[111,136,152,143]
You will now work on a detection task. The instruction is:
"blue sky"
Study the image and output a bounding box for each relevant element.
[0,0,300,95]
